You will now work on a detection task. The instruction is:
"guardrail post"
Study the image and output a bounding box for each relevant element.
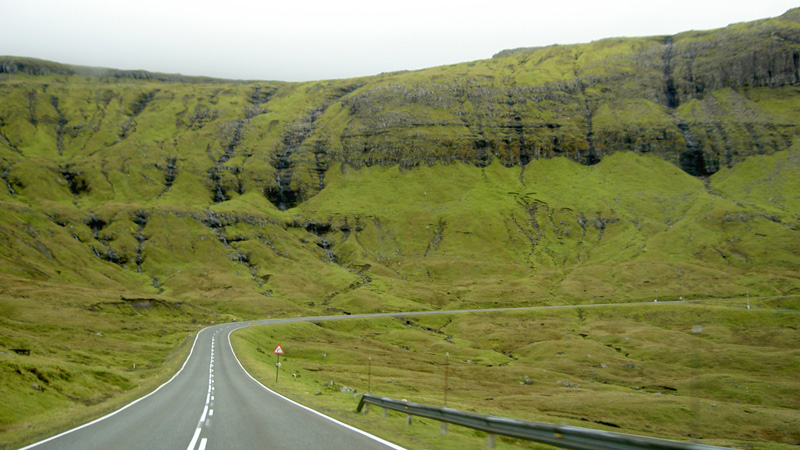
[407,414,412,426]
[382,407,387,418]
[440,422,448,435]
[363,403,369,415]
[487,433,495,449]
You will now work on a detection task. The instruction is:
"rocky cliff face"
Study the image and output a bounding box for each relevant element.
[1,10,800,211]
[322,10,800,177]
[0,10,799,323]
[284,9,800,202]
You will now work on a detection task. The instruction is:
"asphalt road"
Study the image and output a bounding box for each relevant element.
[20,301,694,450]
[21,320,405,450]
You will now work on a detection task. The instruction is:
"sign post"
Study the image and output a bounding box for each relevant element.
[273,344,284,383]
[444,352,449,406]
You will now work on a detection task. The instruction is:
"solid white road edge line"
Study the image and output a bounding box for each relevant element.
[226,329,407,450]
[17,304,689,450]
[19,327,209,450]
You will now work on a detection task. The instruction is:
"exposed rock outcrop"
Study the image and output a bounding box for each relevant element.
[2,10,799,210]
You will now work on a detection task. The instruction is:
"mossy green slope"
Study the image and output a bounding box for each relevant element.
[1,9,800,449]
[3,9,800,209]
[296,151,799,311]
[0,277,204,447]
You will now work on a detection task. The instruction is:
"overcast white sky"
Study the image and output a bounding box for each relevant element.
[1,0,798,82]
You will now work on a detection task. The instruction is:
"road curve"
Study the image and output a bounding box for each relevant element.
[20,321,405,450]
[20,301,689,450]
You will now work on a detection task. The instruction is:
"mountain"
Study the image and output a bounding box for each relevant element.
[1,9,799,447]
[4,9,800,209]
[2,10,799,308]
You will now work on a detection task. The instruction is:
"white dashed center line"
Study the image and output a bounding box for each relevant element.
[187,337,216,450]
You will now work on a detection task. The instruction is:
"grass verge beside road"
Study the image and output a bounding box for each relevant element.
[231,299,800,450]
[0,280,202,450]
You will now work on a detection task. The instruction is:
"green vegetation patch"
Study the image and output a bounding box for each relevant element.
[0,278,204,449]
[232,303,800,450]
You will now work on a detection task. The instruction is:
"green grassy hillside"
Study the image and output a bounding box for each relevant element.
[3,9,800,209]
[2,147,798,448]
[2,150,797,320]
[1,9,800,449]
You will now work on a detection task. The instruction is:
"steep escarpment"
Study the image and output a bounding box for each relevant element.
[1,10,799,312]
[3,10,800,210]
[320,11,800,177]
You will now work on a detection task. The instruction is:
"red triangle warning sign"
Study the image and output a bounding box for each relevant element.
[273,344,284,355]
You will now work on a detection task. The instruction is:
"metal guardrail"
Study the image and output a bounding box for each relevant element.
[357,394,734,450]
